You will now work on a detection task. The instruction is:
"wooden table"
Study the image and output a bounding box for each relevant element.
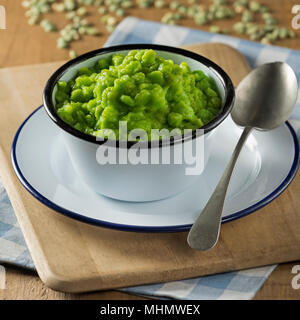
[0,0,300,300]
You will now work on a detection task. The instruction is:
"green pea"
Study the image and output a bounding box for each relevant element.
[194,13,208,25]
[265,17,277,26]
[241,10,253,23]
[209,25,221,33]
[77,7,87,16]
[154,0,166,8]
[121,0,134,8]
[86,27,100,35]
[215,9,227,19]
[52,3,65,12]
[41,19,56,32]
[170,1,180,10]
[234,5,245,14]
[246,25,259,35]
[261,37,271,45]
[173,13,183,20]
[106,16,117,26]
[78,26,87,34]
[288,30,295,38]
[69,50,77,59]
[264,24,276,33]
[28,16,39,25]
[249,1,260,12]
[259,5,269,13]
[138,0,153,8]
[64,0,76,11]
[98,6,108,14]
[178,5,188,15]
[262,12,272,20]
[233,22,246,34]
[120,95,135,107]
[116,8,126,17]
[57,37,69,49]
[109,4,118,12]
[66,11,76,19]
[213,0,225,5]
[278,27,289,39]
[239,0,249,5]
[106,25,116,33]
[22,1,31,8]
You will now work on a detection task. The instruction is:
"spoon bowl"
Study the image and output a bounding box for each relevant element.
[232,62,298,130]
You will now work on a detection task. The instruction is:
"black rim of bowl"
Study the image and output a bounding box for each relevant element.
[43,44,235,148]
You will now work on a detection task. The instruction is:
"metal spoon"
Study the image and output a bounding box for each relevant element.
[187,62,298,251]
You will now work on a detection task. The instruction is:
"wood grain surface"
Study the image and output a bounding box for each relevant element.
[1,42,300,296]
[0,0,300,300]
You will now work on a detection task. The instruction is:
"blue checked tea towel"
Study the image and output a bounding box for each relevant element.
[1,17,300,300]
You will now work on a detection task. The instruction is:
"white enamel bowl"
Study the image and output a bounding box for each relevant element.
[43,44,235,202]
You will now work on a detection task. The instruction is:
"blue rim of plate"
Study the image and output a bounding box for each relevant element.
[11,106,300,233]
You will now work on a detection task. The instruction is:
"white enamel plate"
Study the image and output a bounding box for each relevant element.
[12,106,299,232]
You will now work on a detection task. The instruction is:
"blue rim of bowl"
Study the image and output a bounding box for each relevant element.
[11,106,300,233]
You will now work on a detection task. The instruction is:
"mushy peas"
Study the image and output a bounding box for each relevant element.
[55,49,222,139]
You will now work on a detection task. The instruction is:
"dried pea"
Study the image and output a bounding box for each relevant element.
[64,0,76,12]
[259,5,269,13]
[121,1,134,9]
[209,25,221,33]
[57,37,69,49]
[138,0,153,9]
[154,0,166,8]
[233,22,246,34]
[241,10,253,23]
[261,37,271,45]
[98,7,108,14]
[28,16,39,25]
[40,19,56,32]
[288,30,295,38]
[278,27,289,39]
[77,7,87,16]
[106,25,116,33]
[69,50,77,59]
[52,3,65,12]
[66,11,76,19]
[213,0,226,5]
[86,27,100,35]
[116,8,126,16]
[22,1,31,8]
[108,4,118,12]
[170,1,180,10]
[249,1,260,12]
[194,12,208,25]
[265,17,277,26]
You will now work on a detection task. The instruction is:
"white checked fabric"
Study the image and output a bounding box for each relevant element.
[1,17,300,299]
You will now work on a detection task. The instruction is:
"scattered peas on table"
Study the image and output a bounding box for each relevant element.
[21,0,297,59]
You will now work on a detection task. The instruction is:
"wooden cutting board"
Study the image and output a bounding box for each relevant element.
[0,43,300,293]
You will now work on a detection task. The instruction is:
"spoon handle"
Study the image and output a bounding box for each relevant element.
[187,126,253,251]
